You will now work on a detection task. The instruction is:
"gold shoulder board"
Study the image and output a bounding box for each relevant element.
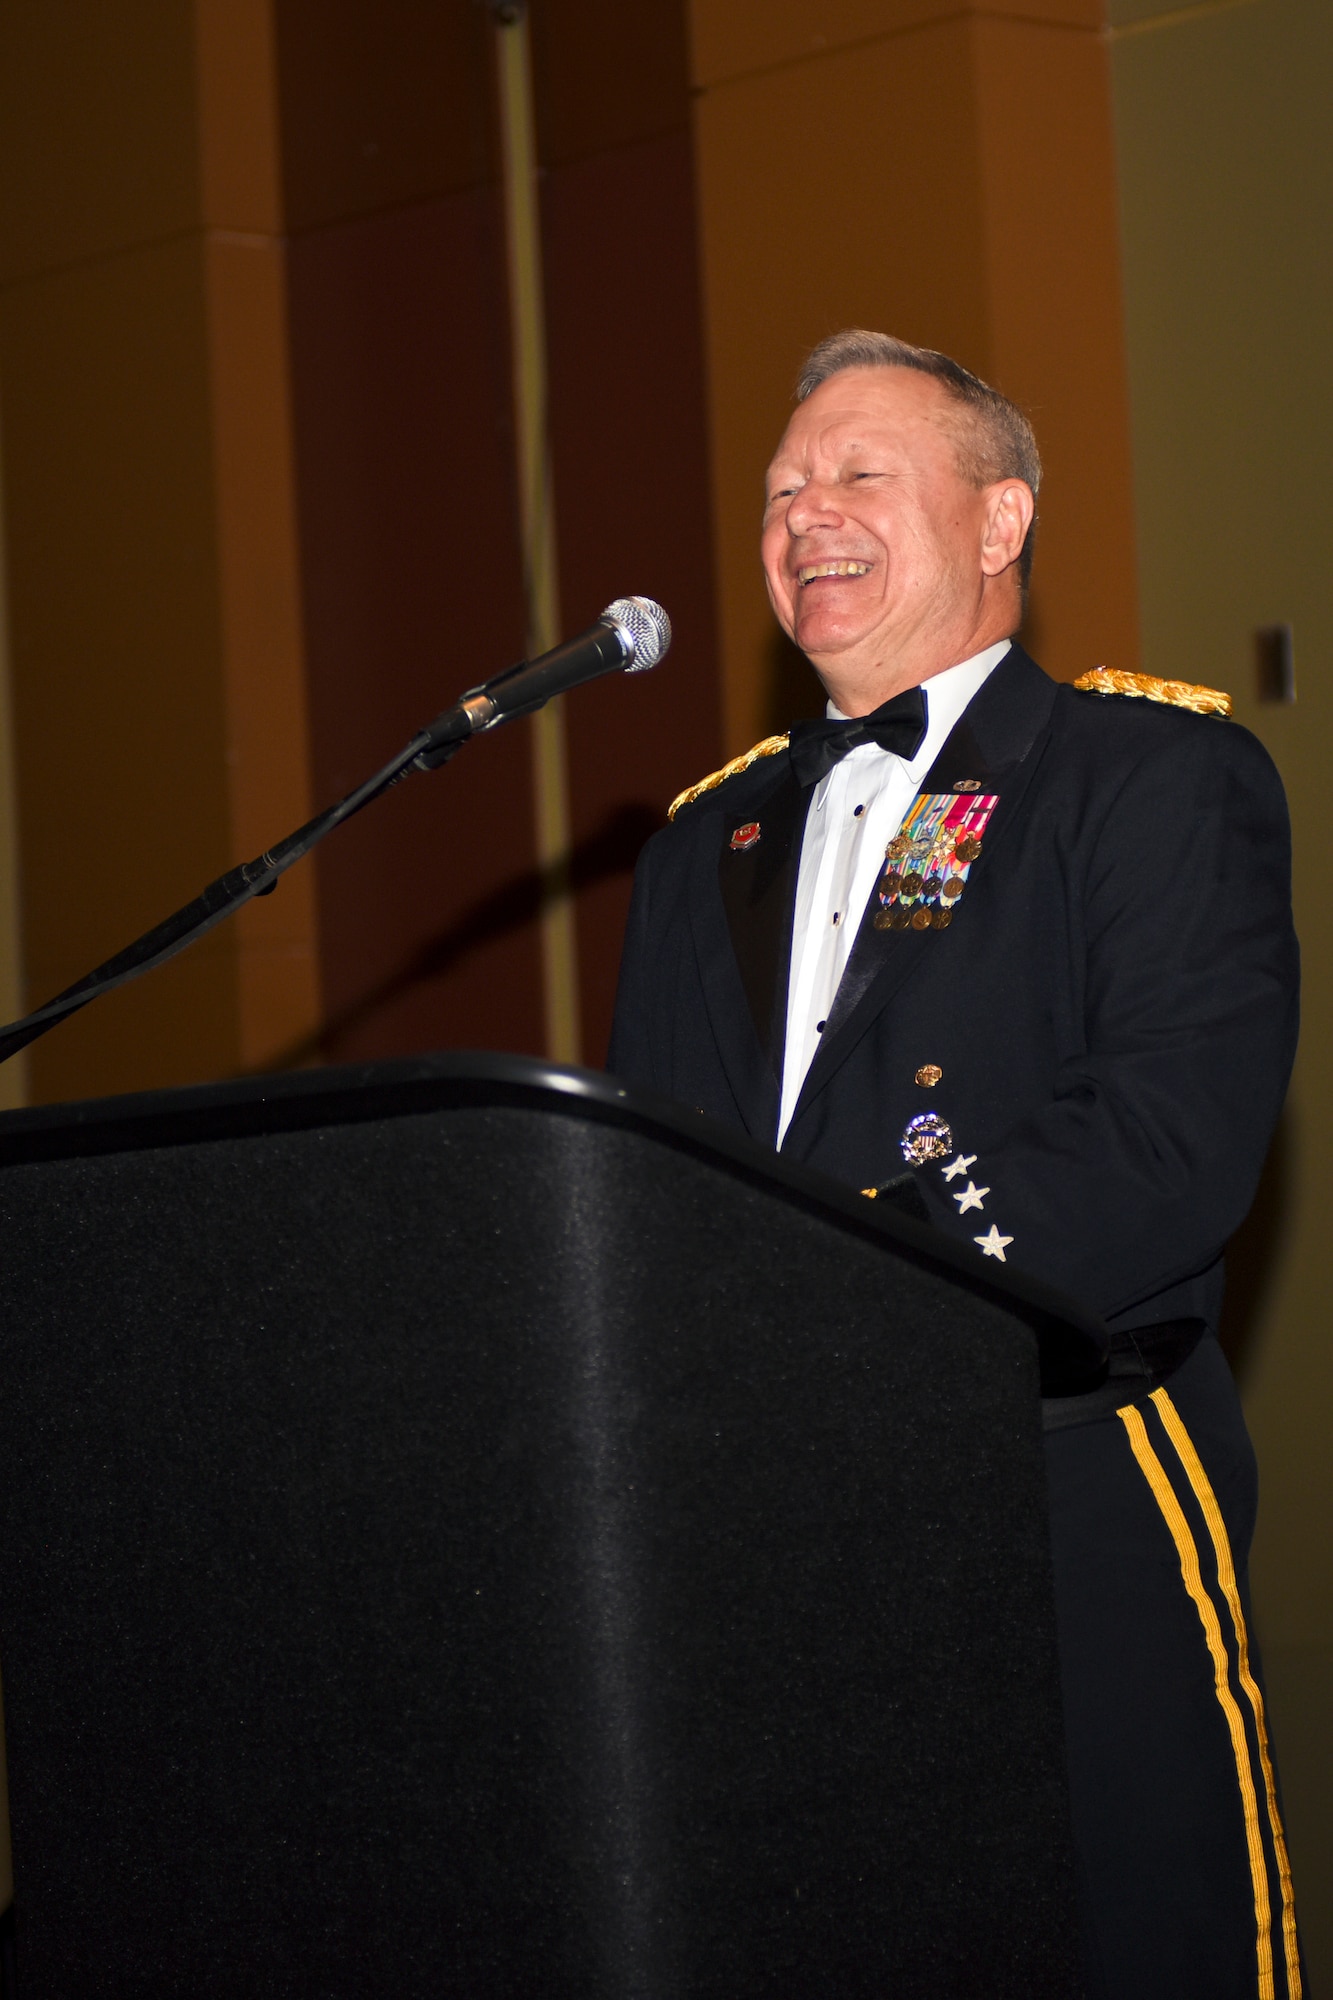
[668,734,791,821]
[1072,666,1232,718]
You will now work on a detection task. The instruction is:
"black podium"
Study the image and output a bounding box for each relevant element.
[0,1054,1104,1997]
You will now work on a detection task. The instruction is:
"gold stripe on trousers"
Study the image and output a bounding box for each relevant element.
[1117,1388,1301,2000]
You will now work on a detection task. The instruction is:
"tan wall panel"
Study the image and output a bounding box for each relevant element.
[0,1,200,283]
[1110,0,1333,1973]
[689,0,1099,89]
[974,16,1141,680]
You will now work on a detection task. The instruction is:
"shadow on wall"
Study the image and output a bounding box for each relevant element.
[1019,594,1047,669]
[257,803,663,1074]
[762,629,826,739]
[280,627,825,1075]
[1220,1112,1293,1383]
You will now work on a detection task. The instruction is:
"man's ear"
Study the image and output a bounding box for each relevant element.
[980,480,1035,577]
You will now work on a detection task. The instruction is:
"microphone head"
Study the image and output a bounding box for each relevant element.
[602,596,672,672]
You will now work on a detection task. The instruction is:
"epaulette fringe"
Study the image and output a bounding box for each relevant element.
[671,673,1232,821]
[668,734,791,820]
[1073,667,1232,718]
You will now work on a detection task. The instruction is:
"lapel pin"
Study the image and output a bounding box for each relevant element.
[730,821,761,851]
[901,1111,954,1165]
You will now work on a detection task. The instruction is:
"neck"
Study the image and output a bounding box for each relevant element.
[816,621,1017,716]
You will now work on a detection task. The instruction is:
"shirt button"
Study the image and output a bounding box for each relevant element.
[816,1020,827,1033]
[832,911,840,925]
[853,803,865,817]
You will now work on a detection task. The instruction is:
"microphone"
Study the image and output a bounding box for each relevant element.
[415,596,671,767]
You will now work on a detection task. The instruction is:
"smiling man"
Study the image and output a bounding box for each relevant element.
[761,347,1034,712]
[609,330,1303,1996]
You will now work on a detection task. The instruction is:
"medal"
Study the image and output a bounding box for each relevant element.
[876,792,998,931]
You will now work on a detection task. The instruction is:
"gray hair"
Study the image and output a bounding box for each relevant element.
[796,329,1041,588]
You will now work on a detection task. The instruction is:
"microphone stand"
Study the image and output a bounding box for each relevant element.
[0,687,506,1071]
[0,589,670,1070]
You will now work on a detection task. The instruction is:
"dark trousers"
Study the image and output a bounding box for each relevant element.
[1046,1335,1303,1999]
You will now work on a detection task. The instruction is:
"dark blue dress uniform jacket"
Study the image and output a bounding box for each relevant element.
[609,641,1307,1994]
[608,644,1299,1340]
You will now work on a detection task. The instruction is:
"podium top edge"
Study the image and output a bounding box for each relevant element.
[0,1050,1107,1381]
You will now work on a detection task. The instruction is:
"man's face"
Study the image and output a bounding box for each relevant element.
[761,366,1014,700]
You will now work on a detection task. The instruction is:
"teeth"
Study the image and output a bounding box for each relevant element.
[797,560,873,584]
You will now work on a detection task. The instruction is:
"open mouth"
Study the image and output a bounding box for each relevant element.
[796,560,873,586]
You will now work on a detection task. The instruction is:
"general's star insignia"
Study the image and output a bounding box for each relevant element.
[953,1181,989,1215]
[974,1225,1013,1262]
[941,1153,977,1182]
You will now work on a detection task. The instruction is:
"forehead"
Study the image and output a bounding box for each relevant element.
[768,366,958,470]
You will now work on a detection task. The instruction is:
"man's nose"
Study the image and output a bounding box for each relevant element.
[785,479,843,534]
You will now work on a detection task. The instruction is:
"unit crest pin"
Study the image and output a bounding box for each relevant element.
[730,821,761,851]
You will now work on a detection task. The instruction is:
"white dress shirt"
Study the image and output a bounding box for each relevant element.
[777,640,1012,1145]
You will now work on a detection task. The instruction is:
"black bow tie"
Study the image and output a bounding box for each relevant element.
[787,686,928,787]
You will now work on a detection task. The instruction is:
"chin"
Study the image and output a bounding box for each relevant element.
[793,618,870,658]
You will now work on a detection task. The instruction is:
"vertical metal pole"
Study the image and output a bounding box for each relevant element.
[492,1,582,1066]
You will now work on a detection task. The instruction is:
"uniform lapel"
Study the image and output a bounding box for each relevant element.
[784,646,1058,1136]
[716,761,808,1072]
[687,757,810,1142]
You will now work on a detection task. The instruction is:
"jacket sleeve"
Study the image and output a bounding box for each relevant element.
[916,721,1299,1322]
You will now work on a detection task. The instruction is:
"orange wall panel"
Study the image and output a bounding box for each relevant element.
[0,2,200,283]
[692,17,991,747]
[0,0,321,1100]
[691,1,1140,748]
[689,0,1101,90]
[204,233,320,1071]
[0,234,238,1095]
[197,0,286,234]
[974,14,1140,683]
